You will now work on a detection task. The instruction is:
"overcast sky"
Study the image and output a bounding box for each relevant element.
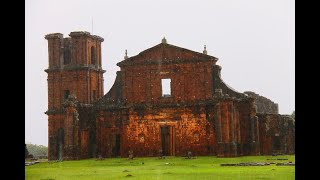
[26,0,295,146]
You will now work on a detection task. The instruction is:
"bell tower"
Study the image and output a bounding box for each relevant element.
[45,31,105,160]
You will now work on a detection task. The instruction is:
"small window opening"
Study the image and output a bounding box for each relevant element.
[161,78,171,97]
[91,46,96,65]
[64,49,71,65]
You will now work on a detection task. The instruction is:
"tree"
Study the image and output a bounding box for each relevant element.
[291,111,295,120]
[25,144,29,158]
[26,144,48,158]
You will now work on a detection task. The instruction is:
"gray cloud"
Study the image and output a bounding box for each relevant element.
[25,0,295,146]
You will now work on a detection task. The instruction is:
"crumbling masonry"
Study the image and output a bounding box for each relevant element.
[45,31,295,160]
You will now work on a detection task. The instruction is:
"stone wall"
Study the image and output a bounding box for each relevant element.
[95,98,257,158]
[117,42,218,106]
[123,106,214,157]
[257,113,295,155]
[244,91,278,114]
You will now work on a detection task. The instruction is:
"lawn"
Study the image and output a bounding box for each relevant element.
[25,155,295,180]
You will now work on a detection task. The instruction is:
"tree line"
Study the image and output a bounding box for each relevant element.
[26,144,48,158]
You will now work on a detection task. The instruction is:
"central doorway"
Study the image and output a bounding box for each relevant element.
[160,126,175,156]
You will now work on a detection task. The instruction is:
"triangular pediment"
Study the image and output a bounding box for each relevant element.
[117,43,218,67]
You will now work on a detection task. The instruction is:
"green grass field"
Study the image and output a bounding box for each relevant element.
[25,155,295,180]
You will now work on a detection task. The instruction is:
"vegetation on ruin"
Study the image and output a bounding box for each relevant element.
[25,155,295,180]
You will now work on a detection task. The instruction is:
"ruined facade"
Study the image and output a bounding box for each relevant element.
[45,31,295,160]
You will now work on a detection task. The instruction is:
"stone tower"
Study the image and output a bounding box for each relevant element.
[45,31,105,160]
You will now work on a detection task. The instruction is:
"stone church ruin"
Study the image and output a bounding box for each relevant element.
[45,31,294,160]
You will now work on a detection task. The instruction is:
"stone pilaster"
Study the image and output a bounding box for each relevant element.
[214,102,225,157]
[63,95,80,160]
[229,102,238,157]
[249,100,260,155]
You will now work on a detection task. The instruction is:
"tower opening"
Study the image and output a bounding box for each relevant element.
[64,48,71,65]
[91,46,96,65]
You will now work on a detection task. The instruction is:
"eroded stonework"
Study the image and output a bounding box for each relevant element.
[244,91,279,114]
[45,31,295,160]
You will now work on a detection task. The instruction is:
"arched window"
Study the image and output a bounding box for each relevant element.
[91,46,96,65]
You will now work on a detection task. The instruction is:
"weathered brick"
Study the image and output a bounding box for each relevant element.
[45,32,295,160]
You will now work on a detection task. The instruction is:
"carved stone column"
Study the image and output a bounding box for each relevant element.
[96,111,104,158]
[249,99,260,155]
[214,102,224,157]
[230,102,237,156]
[63,95,80,160]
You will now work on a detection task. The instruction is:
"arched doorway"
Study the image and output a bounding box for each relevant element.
[88,131,96,158]
[272,134,281,153]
